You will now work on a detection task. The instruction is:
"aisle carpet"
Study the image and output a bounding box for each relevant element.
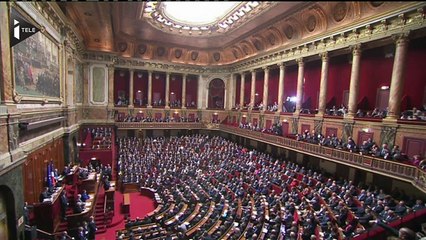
[96,191,156,240]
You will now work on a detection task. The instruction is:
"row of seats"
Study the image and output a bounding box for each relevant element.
[115,135,424,240]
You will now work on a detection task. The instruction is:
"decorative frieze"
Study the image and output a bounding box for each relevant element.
[72,3,426,76]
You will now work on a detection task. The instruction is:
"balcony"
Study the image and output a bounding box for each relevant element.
[218,124,426,193]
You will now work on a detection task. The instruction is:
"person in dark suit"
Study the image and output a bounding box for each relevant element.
[375,220,417,240]
[39,187,51,202]
[60,190,69,220]
[412,199,425,211]
[73,194,85,214]
[358,208,374,227]
[81,189,90,202]
[75,227,87,240]
[394,201,408,217]
[87,216,97,240]
[23,202,30,225]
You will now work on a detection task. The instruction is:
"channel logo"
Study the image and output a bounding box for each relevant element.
[10,8,40,47]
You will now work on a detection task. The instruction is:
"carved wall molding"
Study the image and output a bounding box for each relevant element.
[80,5,426,76]
[380,126,397,149]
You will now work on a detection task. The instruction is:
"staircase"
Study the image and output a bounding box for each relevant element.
[94,186,114,234]
[56,185,77,233]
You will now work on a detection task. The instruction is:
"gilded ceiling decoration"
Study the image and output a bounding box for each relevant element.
[143,1,272,37]
[59,2,426,67]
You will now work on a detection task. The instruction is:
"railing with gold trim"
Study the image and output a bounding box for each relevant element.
[218,125,426,193]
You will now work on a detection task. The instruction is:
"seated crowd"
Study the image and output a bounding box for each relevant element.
[115,135,425,240]
[400,107,426,121]
[116,114,200,123]
[295,129,426,168]
[238,121,283,136]
[82,127,113,150]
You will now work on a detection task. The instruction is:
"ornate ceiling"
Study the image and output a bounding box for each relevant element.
[58,2,417,66]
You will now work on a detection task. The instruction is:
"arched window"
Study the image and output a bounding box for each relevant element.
[208,78,225,109]
[0,186,16,240]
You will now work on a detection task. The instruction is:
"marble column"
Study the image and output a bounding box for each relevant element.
[107,65,115,106]
[227,73,235,110]
[165,72,170,109]
[239,72,245,108]
[295,58,304,113]
[197,75,204,109]
[250,70,256,109]
[277,63,285,113]
[262,67,270,111]
[129,69,134,107]
[387,33,409,119]
[147,71,153,108]
[347,44,362,117]
[182,74,187,109]
[317,52,329,116]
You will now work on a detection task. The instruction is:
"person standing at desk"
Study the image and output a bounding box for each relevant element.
[39,187,51,202]
[60,190,69,220]
[23,202,30,225]
[87,216,97,240]
[81,189,90,202]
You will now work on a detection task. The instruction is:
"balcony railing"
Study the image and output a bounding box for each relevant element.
[112,120,426,193]
[218,125,426,193]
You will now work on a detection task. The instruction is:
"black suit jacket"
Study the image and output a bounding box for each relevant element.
[39,191,50,202]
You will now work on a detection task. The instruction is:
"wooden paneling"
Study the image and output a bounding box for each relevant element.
[325,127,338,137]
[253,118,258,126]
[281,122,289,137]
[265,120,272,129]
[301,124,310,133]
[403,137,426,158]
[357,132,374,146]
[23,139,65,204]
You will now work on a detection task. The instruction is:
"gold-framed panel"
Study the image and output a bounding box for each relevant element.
[10,4,63,104]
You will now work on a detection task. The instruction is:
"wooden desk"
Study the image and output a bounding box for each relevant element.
[33,186,64,233]
[122,193,130,216]
[105,181,116,212]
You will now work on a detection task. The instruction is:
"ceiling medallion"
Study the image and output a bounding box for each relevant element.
[213,52,221,62]
[175,49,182,59]
[143,1,273,37]
[306,15,317,32]
[333,3,347,22]
[138,44,147,55]
[284,25,294,39]
[191,51,199,61]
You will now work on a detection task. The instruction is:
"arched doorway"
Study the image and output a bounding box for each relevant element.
[208,78,225,109]
[0,186,17,240]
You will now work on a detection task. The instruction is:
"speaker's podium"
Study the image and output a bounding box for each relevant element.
[33,186,64,233]
[105,181,115,212]
[122,193,130,217]
[25,225,37,240]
